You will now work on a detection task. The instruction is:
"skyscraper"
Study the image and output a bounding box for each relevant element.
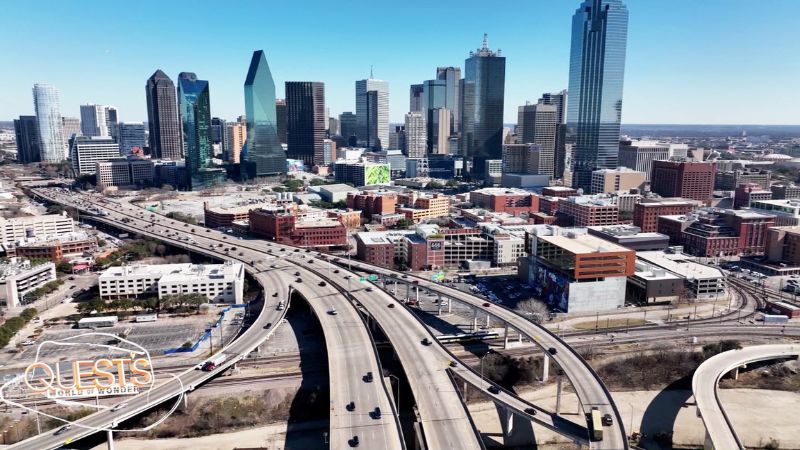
[461,34,505,180]
[541,90,568,178]
[32,83,66,163]
[146,70,182,160]
[211,117,227,156]
[106,107,119,142]
[436,66,461,133]
[178,72,224,189]
[409,84,424,113]
[243,50,286,176]
[14,116,40,163]
[275,99,287,144]
[226,117,247,164]
[118,122,147,155]
[339,112,357,146]
[286,82,326,167]
[61,117,81,147]
[404,112,426,158]
[430,108,451,155]
[80,104,116,137]
[517,101,558,176]
[355,77,389,150]
[567,0,629,191]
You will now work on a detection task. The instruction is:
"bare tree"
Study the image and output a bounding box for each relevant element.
[516,299,549,323]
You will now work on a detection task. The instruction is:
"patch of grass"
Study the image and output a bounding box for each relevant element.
[596,347,704,390]
[572,318,646,330]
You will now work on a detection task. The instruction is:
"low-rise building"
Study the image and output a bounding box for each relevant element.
[733,183,772,209]
[316,184,359,203]
[347,191,397,221]
[770,183,800,200]
[469,187,540,216]
[0,259,56,308]
[334,161,390,186]
[765,226,800,266]
[626,259,683,305]
[0,214,75,246]
[249,208,347,248]
[203,202,277,230]
[715,168,771,191]
[636,250,725,300]
[556,195,619,227]
[589,167,646,194]
[634,199,698,233]
[541,186,578,198]
[396,192,450,223]
[748,199,800,226]
[587,225,670,251]
[95,158,155,187]
[4,232,98,261]
[99,261,244,304]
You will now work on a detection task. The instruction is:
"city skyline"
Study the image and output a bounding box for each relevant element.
[2,1,798,126]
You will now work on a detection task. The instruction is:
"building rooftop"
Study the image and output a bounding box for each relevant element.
[587,225,666,240]
[537,233,630,255]
[471,187,534,196]
[565,194,617,207]
[636,250,724,280]
[100,262,243,281]
[357,230,416,245]
[318,184,359,193]
[0,259,53,281]
[205,202,276,215]
[633,260,682,281]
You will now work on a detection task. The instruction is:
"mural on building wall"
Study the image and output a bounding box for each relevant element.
[531,263,570,312]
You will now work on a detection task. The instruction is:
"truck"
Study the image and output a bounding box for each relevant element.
[758,313,789,324]
[276,301,285,311]
[201,353,227,371]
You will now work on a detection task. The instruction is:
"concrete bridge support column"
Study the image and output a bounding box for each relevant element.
[486,314,491,328]
[555,376,563,415]
[415,286,419,304]
[447,299,452,314]
[437,301,443,316]
[541,353,550,382]
[496,403,536,447]
[731,367,739,380]
[704,429,714,450]
[472,309,478,332]
[393,279,398,295]
[107,430,115,450]
[503,323,510,349]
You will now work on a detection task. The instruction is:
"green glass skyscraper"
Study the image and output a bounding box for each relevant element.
[178,72,225,190]
[243,50,286,176]
[567,0,629,191]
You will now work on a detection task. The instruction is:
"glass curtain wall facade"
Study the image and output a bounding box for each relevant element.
[285,81,326,167]
[567,0,629,191]
[178,72,224,189]
[356,78,389,150]
[436,67,461,133]
[33,83,66,163]
[146,70,182,160]
[243,50,286,176]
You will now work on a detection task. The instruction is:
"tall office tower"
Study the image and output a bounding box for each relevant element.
[567,0,629,191]
[211,117,227,156]
[13,116,40,163]
[275,99,287,144]
[409,84,424,113]
[502,143,541,174]
[80,104,106,136]
[339,112,357,146]
[436,66,461,133]
[389,126,406,151]
[32,83,66,163]
[226,120,247,163]
[70,136,120,176]
[404,112,426,158]
[430,108,451,155]
[117,122,146,155]
[540,90,568,178]
[106,107,118,141]
[146,70,182,160]
[355,77,389,150]
[517,101,557,176]
[422,79,448,152]
[328,117,340,136]
[61,117,81,146]
[516,103,536,144]
[285,81,326,167]
[178,72,223,189]
[243,50,286,176]
[651,160,716,202]
[461,34,505,180]
[322,139,337,165]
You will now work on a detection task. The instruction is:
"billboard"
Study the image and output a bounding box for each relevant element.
[286,159,305,173]
[364,164,390,185]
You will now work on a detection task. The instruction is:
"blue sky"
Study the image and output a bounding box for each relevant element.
[2,0,798,125]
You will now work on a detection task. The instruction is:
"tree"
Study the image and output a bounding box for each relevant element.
[516,299,549,323]
[426,181,444,190]
[393,218,414,229]
[47,204,64,215]
[282,179,304,192]
[56,261,73,274]
[445,179,459,188]
[271,186,286,193]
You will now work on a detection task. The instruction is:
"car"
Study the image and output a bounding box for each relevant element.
[547,347,557,355]
[388,303,395,308]
[363,372,373,382]
[328,308,338,315]
[602,413,613,426]
[349,436,360,447]
[333,269,340,274]
[319,281,327,287]
[111,402,128,412]
[487,385,501,394]
[483,302,491,307]
[294,249,300,253]
[69,285,76,289]
[421,338,432,346]
[346,401,355,411]
[792,275,799,278]
[366,287,374,292]
[296,278,303,283]
[449,361,458,367]
[272,292,279,297]
[54,425,71,435]
[295,272,301,276]
[22,340,36,346]
[264,322,272,329]
[68,276,75,280]
[371,407,381,419]
[524,407,537,416]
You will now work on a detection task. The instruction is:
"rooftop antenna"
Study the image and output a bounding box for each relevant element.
[482,33,489,50]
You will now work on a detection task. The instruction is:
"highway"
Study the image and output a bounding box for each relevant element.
[337,259,629,450]
[692,344,800,450]
[16,188,403,450]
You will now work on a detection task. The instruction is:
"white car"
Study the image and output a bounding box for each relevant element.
[328,308,338,315]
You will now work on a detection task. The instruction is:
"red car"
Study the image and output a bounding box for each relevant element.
[483,302,491,307]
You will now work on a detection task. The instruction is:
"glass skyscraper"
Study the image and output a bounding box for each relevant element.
[146,70,182,160]
[355,78,389,150]
[566,0,629,191]
[243,50,286,177]
[178,72,225,189]
[436,66,461,133]
[32,83,66,163]
[461,35,505,180]
[285,81,326,167]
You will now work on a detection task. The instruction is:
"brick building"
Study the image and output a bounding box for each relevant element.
[660,209,775,257]
[633,199,697,232]
[396,193,450,223]
[556,196,619,227]
[541,186,577,198]
[346,191,397,221]
[733,183,772,209]
[249,208,346,248]
[766,226,800,265]
[651,160,716,202]
[469,188,540,216]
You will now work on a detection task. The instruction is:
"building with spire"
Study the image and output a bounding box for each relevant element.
[461,34,506,181]
[356,69,389,150]
[243,50,286,177]
[146,70,182,160]
[566,0,629,191]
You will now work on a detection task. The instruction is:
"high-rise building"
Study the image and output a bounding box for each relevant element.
[430,108,450,155]
[243,50,286,176]
[517,101,558,177]
[389,126,405,151]
[651,160,716,202]
[275,99,287,145]
[355,77,389,150]
[226,117,247,164]
[404,112,426,158]
[178,72,225,189]
[322,139,337,165]
[461,34,506,180]
[567,0,629,191]
[80,104,108,137]
[502,143,540,175]
[70,136,120,176]
[409,84,424,113]
[61,117,81,147]
[328,117,340,136]
[106,107,118,142]
[285,81,326,167]
[14,116,40,164]
[33,83,66,163]
[590,167,646,194]
[516,103,536,145]
[436,66,461,133]
[339,112,357,146]
[117,122,146,155]
[145,70,182,160]
[618,140,689,182]
[211,117,227,157]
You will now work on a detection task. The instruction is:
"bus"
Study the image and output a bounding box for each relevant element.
[436,331,500,344]
[589,407,603,441]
